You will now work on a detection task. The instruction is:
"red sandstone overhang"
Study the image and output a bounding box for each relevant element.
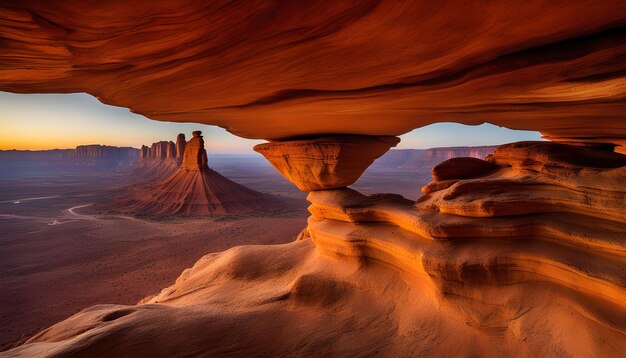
[1,1,625,151]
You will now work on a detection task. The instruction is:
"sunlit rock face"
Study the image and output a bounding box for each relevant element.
[175,133,186,160]
[254,136,400,191]
[11,141,625,356]
[306,142,626,351]
[132,134,187,179]
[1,1,625,151]
[180,131,208,171]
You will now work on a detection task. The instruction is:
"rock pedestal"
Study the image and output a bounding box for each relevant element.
[254,135,400,191]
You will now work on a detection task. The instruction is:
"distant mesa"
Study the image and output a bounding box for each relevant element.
[114,131,286,216]
[74,145,139,167]
[373,146,497,171]
[0,145,139,173]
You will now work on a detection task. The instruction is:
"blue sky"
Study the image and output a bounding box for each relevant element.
[0,92,542,152]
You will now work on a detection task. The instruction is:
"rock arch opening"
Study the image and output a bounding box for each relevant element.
[352,123,544,200]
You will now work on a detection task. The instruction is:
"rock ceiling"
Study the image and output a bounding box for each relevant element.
[1,1,625,150]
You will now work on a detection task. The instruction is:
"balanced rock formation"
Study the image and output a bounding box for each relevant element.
[2,2,625,152]
[10,141,625,356]
[115,131,280,216]
[254,136,400,191]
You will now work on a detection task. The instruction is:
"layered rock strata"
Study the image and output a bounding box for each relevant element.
[254,136,400,191]
[74,145,138,160]
[10,141,625,356]
[0,146,139,172]
[2,2,625,152]
[73,145,139,167]
[132,134,187,179]
[180,131,208,171]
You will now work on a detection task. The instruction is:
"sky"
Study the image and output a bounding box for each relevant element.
[0,92,542,152]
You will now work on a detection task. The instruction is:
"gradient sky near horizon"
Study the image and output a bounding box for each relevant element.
[0,92,543,152]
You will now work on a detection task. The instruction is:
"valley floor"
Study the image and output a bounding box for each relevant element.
[0,169,308,350]
[0,155,426,351]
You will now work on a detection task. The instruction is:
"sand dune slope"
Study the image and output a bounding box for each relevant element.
[6,236,625,357]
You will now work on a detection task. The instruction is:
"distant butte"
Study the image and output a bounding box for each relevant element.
[115,131,285,216]
[133,133,187,179]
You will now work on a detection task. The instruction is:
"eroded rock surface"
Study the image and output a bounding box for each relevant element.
[1,1,625,151]
[180,131,208,171]
[132,133,187,179]
[431,157,498,181]
[0,146,139,171]
[74,145,138,161]
[254,136,400,191]
[175,133,186,159]
[11,141,625,356]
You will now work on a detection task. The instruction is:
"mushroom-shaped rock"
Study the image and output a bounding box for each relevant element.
[432,157,498,181]
[254,136,400,191]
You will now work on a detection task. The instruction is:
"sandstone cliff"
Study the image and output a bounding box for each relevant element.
[131,134,187,179]
[0,146,139,174]
[74,145,139,167]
